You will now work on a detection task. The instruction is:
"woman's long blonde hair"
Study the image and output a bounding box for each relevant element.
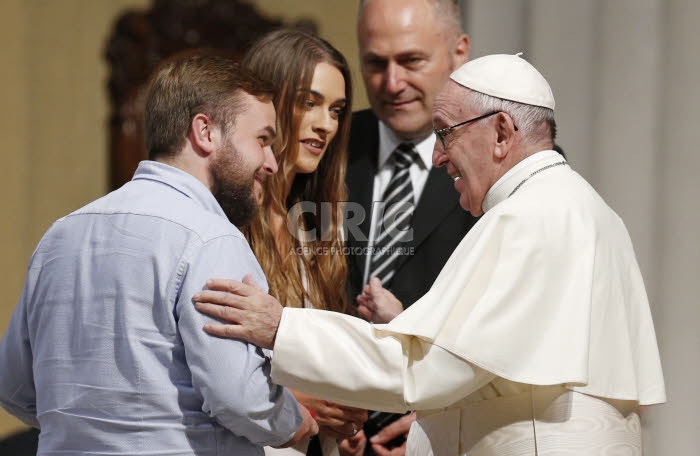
[241,29,352,313]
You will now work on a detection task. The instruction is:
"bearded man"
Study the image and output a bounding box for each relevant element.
[0,53,317,455]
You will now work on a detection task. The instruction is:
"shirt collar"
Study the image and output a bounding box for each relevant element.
[131,160,227,219]
[482,150,567,213]
[377,121,434,171]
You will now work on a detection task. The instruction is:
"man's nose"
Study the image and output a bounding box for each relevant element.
[263,146,278,175]
[384,62,407,94]
[432,142,448,168]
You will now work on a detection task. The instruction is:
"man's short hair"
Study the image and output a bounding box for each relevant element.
[431,0,464,43]
[144,52,276,160]
[358,0,464,43]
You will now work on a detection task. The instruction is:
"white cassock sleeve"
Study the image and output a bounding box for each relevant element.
[271,308,495,412]
[272,165,666,409]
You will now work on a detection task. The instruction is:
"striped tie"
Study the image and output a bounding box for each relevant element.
[368,143,418,286]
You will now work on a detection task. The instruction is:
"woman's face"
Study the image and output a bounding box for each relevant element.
[293,62,347,175]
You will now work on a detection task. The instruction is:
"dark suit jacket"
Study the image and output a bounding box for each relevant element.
[346,110,479,308]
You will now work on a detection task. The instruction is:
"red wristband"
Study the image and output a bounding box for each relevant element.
[308,409,316,420]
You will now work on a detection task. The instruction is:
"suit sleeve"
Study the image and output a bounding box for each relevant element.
[176,235,302,447]
[271,308,495,413]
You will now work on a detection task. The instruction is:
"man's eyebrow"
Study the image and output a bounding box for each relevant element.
[396,50,427,59]
[363,50,424,60]
[432,114,448,129]
[361,51,383,59]
[262,125,276,139]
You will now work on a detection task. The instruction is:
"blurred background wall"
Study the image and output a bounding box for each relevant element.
[1,1,698,453]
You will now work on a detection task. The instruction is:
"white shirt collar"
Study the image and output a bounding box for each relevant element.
[377,121,434,171]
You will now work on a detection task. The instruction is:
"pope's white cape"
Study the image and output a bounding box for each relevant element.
[271,153,665,411]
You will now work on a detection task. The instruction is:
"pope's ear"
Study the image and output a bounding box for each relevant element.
[190,113,219,157]
[493,112,517,159]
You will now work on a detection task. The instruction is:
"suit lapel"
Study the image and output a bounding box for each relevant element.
[392,166,461,272]
[346,111,380,280]
[347,152,376,242]
[346,110,463,279]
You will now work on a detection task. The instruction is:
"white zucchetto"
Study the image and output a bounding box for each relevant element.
[450,53,555,110]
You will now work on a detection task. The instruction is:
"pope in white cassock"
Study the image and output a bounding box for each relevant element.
[194,54,666,455]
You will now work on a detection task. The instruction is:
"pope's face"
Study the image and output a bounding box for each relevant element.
[432,81,498,217]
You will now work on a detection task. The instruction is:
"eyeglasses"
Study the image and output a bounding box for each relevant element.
[434,111,517,148]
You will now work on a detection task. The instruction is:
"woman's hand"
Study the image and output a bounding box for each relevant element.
[291,390,368,440]
[356,277,404,323]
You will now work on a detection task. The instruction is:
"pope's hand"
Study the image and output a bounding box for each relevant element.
[193,275,282,349]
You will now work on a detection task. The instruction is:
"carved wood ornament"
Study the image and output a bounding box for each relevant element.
[104,0,315,190]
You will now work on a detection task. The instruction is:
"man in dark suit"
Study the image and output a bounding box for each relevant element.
[348,0,473,313]
[341,1,476,454]
[347,110,477,308]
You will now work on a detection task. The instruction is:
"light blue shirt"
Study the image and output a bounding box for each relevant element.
[0,161,301,455]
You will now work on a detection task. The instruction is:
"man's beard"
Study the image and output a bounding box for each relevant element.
[210,146,258,227]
